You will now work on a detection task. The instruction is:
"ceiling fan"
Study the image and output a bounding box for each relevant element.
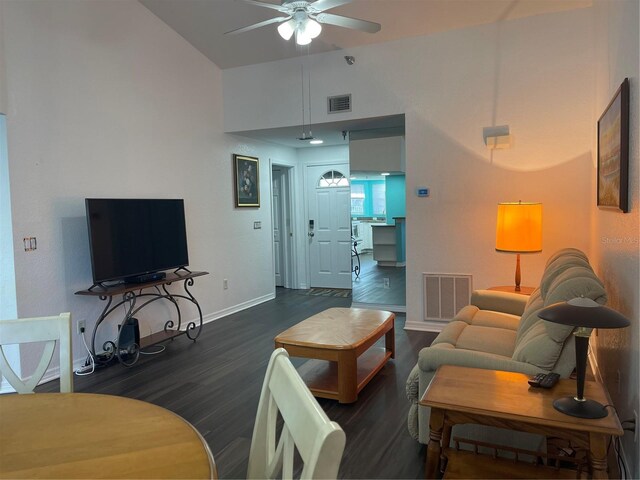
[226,0,381,46]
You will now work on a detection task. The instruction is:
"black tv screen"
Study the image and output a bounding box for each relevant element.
[85,199,189,283]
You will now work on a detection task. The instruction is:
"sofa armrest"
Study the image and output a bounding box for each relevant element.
[471,289,529,316]
[418,344,545,376]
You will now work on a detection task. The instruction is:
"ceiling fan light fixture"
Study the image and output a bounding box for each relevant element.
[277,19,296,40]
[304,18,322,39]
[295,28,312,45]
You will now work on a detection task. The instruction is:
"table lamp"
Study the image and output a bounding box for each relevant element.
[495,201,543,292]
[538,297,630,419]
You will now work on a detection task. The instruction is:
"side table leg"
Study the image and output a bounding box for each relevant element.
[589,433,609,479]
[425,409,444,479]
[337,350,358,403]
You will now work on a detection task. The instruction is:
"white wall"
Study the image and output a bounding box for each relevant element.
[223,8,595,327]
[0,1,7,115]
[3,0,296,375]
[590,0,640,476]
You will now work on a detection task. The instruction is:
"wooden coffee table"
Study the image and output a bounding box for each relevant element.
[420,365,623,479]
[274,308,395,403]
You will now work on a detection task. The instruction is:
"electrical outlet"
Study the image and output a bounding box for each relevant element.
[223,278,228,290]
[77,319,86,335]
[383,278,390,289]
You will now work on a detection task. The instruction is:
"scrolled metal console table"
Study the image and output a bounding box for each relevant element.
[75,270,209,367]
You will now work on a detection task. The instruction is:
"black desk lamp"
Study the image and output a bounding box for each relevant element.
[538,297,630,419]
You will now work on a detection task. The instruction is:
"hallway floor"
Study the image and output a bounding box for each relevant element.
[352,252,406,306]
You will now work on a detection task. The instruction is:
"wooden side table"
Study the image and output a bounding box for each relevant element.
[488,285,536,295]
[420,365,623,479]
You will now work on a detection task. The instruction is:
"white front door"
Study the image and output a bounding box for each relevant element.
[272,168,284,287]
[307,165,351,289]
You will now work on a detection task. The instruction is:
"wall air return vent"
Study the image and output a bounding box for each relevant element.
[327,94,352,114]
[423,273,472,322]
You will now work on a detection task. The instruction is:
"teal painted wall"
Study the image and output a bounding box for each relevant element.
[385,175,406,224]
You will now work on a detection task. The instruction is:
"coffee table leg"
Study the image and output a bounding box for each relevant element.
[386,322,395,359]
[337,350,358,403]
[425,408,444,479]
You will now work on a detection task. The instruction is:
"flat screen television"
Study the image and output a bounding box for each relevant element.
[85,198,189,284]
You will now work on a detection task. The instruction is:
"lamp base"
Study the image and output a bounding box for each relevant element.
[553,396,607,419]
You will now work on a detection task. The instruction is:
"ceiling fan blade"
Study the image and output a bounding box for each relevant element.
[315,12,381,33]
[241,0,288,12]
[308,0,351,13]
[225,16,290,35]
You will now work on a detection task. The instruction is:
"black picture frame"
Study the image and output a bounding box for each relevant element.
[233,154,260,207]
[597,78,630,213]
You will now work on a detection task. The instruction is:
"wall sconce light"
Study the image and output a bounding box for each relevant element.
[484,125,512,149]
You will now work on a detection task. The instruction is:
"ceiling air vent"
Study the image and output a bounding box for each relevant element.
[327,94,352,114]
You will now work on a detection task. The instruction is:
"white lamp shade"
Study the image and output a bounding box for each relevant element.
[277,19,295,40]
[304,18,322,39]
[295,29,312,45]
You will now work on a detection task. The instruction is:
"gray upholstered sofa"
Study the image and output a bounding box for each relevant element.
[406,248,607,444]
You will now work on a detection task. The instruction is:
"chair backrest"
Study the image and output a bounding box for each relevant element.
[247,348,346,480]
[0,313,73,393]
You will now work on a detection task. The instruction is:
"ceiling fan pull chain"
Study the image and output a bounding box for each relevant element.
[300,63,306,138]
[308,59,312,138]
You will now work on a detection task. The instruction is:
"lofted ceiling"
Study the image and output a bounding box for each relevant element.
[140,0,591,149]
[140,0,591,70]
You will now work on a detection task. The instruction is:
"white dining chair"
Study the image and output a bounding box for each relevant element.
[247,348,346,480]
[0,312,73,393]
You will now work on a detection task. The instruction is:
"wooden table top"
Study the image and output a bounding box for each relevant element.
[420,365,623,436]
[0,393,217,479]
[487,285,536,295]
[275,308,394,350]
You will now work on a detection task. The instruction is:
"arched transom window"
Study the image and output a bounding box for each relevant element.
[318,170,349,188]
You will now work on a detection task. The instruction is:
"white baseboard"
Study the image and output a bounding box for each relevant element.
[199,292,275,325]
[404,319,445,332]
[1,293,277,394]
[351,302,406,313]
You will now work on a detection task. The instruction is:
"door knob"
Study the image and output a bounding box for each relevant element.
[308,232,315,238]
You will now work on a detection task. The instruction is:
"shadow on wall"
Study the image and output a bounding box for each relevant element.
[405,114,593,293]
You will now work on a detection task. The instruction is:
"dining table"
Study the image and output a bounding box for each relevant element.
[0,392,217,479]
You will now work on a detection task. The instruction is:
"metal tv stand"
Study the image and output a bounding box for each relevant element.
[75,269,209,367]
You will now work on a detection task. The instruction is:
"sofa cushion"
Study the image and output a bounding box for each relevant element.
[517,289,544,342]
[470,310,521,331]
[431,320,469,347]
[539,248,591,299]
[544,266,607,307]
[456,325,517,357]
[512,320,564,370]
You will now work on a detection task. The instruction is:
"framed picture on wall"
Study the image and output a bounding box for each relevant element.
[233,154,260,207]
[597,78,629,213]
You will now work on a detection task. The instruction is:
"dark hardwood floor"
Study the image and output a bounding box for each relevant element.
[39,288,436,479]
[353,252,406,306]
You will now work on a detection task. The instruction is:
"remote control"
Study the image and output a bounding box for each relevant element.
[528,372,560,388]
[539,372,560,388]
[528,373,546,387]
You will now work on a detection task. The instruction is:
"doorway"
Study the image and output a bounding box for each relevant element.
[349,171,406,310]
[306,164,351,289]
[271,164,294,289]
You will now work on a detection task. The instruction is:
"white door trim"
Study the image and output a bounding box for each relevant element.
[270,161,297,289]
